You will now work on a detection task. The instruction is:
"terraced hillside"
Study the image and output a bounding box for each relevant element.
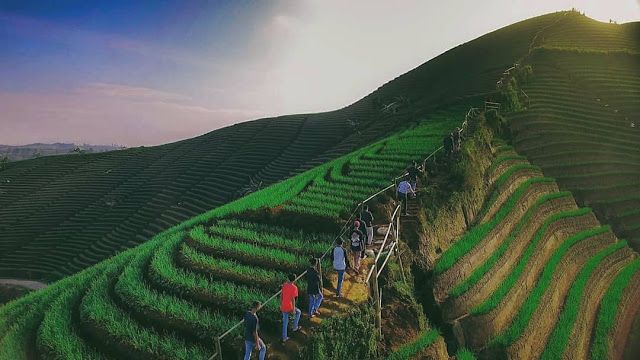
[507,13,640,249]
[0,110,457,360]
[0,12,567,281]
[433,146,640,359]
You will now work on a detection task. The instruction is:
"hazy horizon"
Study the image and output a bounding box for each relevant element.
[2,0,639,147]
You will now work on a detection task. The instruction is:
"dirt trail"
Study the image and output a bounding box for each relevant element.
[0,278,47,290]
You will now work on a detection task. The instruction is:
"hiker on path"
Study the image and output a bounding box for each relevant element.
[356,217,368,248]
[306,257,323,318]
[350,221,365,273]
[407,161,421,194]
[244,301,267,360]
[443,133,454,156]
[332,239,349,297]
[360,205,374,246]
[280,274,302,343]
[397,177,416,216]
[452,127,462,153]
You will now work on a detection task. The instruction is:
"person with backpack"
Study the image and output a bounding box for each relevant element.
[350,221,365,273]
[452,127,462,153]
[360,205,374,246]
[280,274,301,343]
[332,239,348,297]
[244,301,267,360]
[397,176,415,216]
[407,161,421,194]
[443,133,454,156]
[356,218,368,249]
[306,257,323,318]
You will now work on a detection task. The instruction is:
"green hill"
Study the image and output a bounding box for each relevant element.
[507,13,640,249]
[0,10,558,281]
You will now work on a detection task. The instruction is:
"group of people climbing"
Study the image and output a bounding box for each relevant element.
[243,205,375,360]
[443,127,463,156]
[242,159,432,359]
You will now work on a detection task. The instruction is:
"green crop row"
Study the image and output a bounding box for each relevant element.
[179,243,288,291]
[472,207,593,315]
[384,328,440,360]
[147,233,280,323]
[114,244,237,343]
[478,163,542,220]
[36,283,105,360]
[490,225,611,346]
[79,253,210,360]
[486,155,527,177]
[282,204,343,220]
[190,226,306,272]
[217,219,333,242]
[539,241,627,359]
[210,221,330,255]
[0,254,123,359]
[435,177,557,275]
[590,258,640,360]
[451,191,572,297]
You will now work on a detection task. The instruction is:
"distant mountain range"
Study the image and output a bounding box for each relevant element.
[0,143,125,161]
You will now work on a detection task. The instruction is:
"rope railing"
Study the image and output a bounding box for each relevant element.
[208,106,483,359]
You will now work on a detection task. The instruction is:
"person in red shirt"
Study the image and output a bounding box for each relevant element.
[280,273,302,343]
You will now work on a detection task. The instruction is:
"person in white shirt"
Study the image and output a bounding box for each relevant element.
[332,239,348,297]
[397,177,416,215]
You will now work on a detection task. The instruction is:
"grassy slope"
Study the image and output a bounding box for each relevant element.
[434,149,638,359]
[0,108,461,359]
[508,12,640,250]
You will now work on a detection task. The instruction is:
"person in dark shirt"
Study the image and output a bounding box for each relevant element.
[306,257,323,318]
[452,127,462,153]
[443,133,454,156]
[360,205,374,246]
[407,161,421,194]
[350,221,365,273]
[356,217,368,250]
[244,301,266,360]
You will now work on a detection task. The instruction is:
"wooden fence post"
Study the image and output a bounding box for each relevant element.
[370,264,382,337]
[395,213,407,284]
[318,258,323,289]
[215,336,223,360]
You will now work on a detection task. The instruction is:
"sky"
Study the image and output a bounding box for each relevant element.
[1,0,639,147]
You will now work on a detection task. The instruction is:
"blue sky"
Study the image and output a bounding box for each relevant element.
[1,0,638,146]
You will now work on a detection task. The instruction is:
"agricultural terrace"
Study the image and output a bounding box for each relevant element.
[0,101,396,281]
[433,146,640,359]
[507,13,640,250]
[0,107,460,359]
[0,11,570,281]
